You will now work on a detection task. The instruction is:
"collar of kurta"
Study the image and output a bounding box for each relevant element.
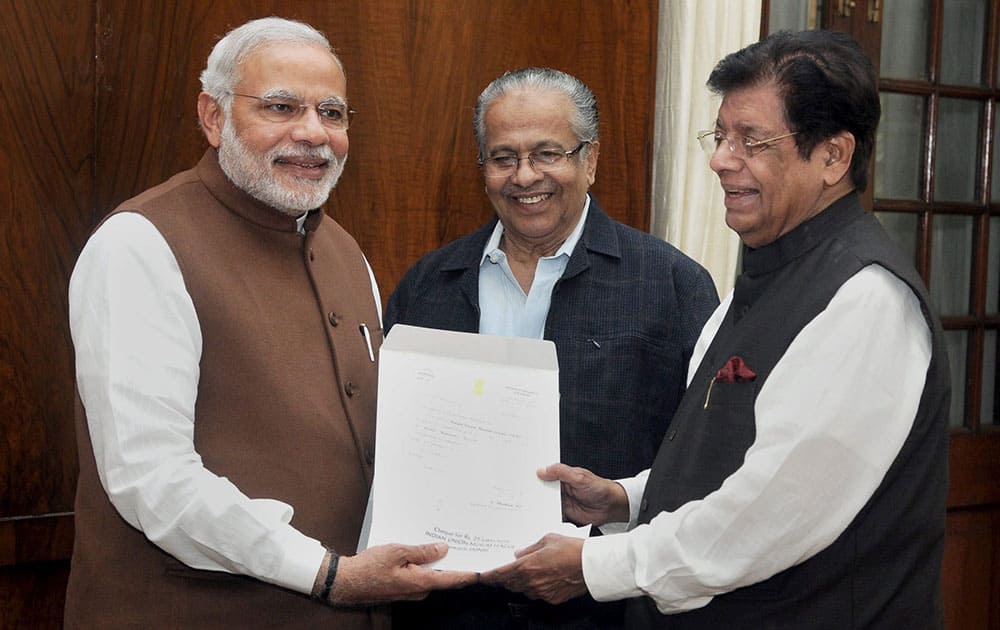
[730,191,864,324]
[741,191,864,278]
[195,148,324,234]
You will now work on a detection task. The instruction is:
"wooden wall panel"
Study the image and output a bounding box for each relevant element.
[1,1,96,625]
[0,563,70,629]
[94,0,659,298]
[0,0,93,517]
[942,506,1000,629]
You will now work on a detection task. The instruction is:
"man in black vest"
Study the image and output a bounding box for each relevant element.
[482,30,950,629]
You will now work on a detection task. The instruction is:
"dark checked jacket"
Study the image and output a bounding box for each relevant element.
[385,196,719,630]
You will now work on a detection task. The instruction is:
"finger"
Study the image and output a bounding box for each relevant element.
[478,564,513,586]
[480,570,520,592]
[537,462,570,481]
[428,570,479,589]
[513,538,545,558]
[399,542,448,565]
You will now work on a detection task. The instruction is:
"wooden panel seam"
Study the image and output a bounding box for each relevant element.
[0,513,74,567]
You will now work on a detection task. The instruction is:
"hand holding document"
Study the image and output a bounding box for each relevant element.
[360,325,589,572]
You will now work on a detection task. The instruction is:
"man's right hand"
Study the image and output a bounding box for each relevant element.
[330,543,477,605]
[538,463,630,526]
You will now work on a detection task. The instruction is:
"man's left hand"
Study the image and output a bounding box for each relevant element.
[480,534,587,604]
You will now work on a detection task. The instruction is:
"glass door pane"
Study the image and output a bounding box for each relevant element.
[989,217,1000,313]
[985,330,997,425]
[931,215,974,316]
[992,115,1000,203]
[768,0,819,31]
[934,98,983,203]
[875,212,919,263]
[876,93,926,200]
[945,330,968,426]
[942,0,988,86]
[881,0,930,80]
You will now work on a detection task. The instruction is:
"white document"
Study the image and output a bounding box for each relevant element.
[361,324,586,572]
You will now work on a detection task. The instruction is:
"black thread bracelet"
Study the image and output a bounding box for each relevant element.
[315,552,339,603]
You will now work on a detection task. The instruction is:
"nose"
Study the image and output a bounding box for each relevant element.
[289,108,330,146]
[510,156,544,186]
[709,139,741,174]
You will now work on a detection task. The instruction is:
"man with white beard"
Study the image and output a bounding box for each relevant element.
[64,17,474,630]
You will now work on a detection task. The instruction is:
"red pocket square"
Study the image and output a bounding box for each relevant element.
[705,356,757,409]
[715,356,757,383]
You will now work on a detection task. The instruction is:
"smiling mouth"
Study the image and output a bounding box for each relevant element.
[724,186,758,196]
[513,193,552,205]
[275,157,328,169]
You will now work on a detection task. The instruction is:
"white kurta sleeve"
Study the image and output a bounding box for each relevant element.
[581,265,932,613]
[69,212,326,594]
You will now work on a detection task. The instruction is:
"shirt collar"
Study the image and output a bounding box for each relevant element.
[479,194,592,265]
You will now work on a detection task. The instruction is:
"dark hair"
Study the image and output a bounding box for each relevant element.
[707,30,880,191]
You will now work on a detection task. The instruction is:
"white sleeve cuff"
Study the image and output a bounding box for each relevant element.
[271,530,328,594]
[622,470,648,529]
[597,470,648,535]
[582,530,641,601]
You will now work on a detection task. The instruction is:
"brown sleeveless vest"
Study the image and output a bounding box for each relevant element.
[66,150,387,629]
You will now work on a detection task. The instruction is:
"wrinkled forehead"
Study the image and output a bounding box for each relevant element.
[484,90,574,140]
[236,42,346,97]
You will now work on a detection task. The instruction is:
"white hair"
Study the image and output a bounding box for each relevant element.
[473,67,599,161]
[199,17,342,112]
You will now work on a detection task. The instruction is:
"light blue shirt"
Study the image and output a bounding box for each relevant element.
[478,195,591,338]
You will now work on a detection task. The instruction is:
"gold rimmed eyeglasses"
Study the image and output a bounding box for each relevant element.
[228,92,355,131]
[696,129,798,159]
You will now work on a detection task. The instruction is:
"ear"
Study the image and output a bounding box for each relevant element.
[584,141,600,186]
[198,92,224,148]
[822,131,855,187]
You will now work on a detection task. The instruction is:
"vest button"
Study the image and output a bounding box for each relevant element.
[640,499,648,513]
[328,312,340,327]
[345,382,357,397]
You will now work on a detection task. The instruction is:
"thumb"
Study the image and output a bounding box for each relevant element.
[537,463,565,481]
[403,542,449,565]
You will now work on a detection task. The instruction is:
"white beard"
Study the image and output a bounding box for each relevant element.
[217,119,346,216]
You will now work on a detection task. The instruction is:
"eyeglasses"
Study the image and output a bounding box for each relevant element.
[696,129,798,159]
[479,142,589,178]
[228,92,355,130]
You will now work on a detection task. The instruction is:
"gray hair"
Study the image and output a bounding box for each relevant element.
[200,17,341,113]
[473,67,599,161]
